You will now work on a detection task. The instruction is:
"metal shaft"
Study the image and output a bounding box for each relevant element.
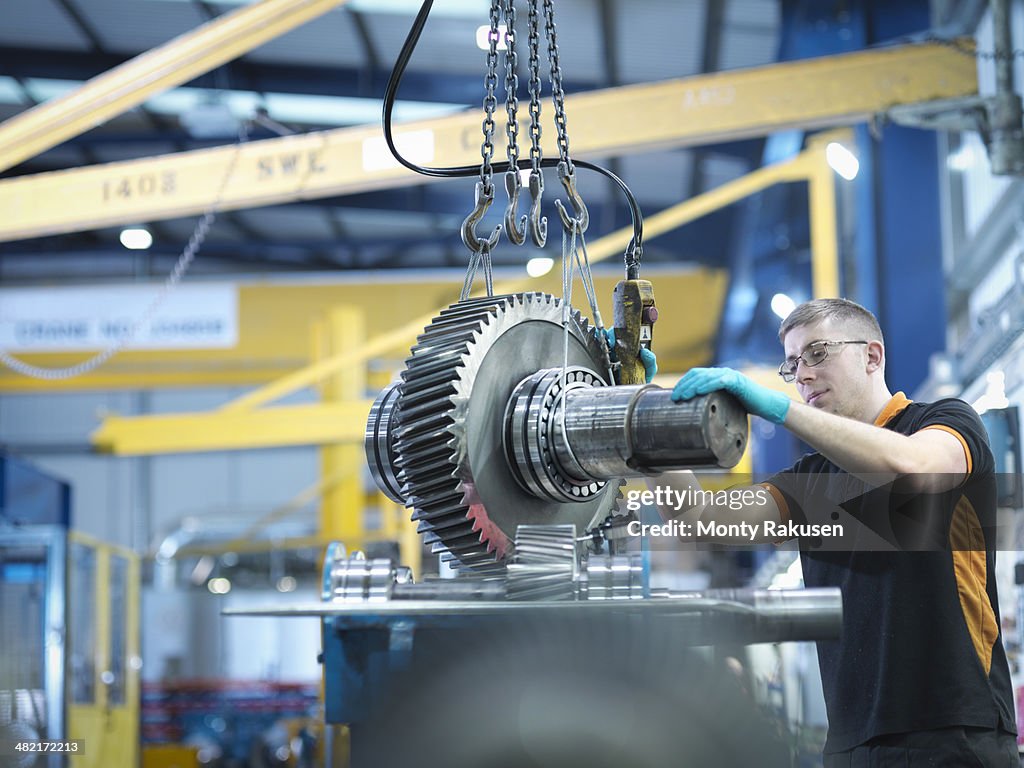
[504,368,747,503]
[558,385,747,479]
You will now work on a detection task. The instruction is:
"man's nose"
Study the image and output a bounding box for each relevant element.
[796,360,816,383]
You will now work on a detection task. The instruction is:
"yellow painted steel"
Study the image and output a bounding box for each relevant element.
[0,271,719,394]
[316,307,366,543]
[67,532,140,768]
[806,142,842,299]
[92,400,373,454]
[0,0,351,173]
[142,745,200,768]
[0,42,975,241]
[84,142,842,454]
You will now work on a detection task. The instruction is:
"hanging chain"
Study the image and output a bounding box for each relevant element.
[501,0,528,245]
[0,122,250,380]
[503,0,520,175]
[480,0,502,189]
[460,0,503,296]
[543,0,572,171]
[525,0,547,247]
[527,0,544,174]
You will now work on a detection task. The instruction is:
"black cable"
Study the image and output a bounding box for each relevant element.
[381,0,644,258]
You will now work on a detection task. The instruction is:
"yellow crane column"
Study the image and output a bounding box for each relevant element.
[315,307,367,547]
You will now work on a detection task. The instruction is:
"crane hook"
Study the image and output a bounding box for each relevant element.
[503,170,528,246]
[528,169,547,247]
[461,181,502,254]
[553,161,589,234]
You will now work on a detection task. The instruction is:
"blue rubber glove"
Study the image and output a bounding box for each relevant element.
[601,328,658,383]
[671,367,790,424]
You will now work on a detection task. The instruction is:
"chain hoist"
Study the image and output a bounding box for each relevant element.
[384,0,654,382]
[459,0,503,299]
[525,0,547,247]
[501,0,528,245]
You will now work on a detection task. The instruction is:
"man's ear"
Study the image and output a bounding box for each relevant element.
[865,340,884,373]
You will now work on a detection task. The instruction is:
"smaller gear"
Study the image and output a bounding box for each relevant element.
[506,524,579,601]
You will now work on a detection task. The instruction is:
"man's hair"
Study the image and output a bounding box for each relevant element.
[778,298,884,344]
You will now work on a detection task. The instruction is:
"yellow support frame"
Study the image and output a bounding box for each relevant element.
[67,532,140,768]
[0,42,975,241]
[0,0,351,173]
[90,131,847,455]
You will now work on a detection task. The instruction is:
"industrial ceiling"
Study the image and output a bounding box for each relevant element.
[0,0,780,281]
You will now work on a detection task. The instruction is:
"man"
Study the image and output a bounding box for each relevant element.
[659,298,1017,766]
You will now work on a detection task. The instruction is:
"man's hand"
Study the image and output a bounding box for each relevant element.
[671,367,789,424]
[601,328,658,383]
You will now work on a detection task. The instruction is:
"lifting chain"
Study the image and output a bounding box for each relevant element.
[526,0,547,247]
[502,0,528,245]
[460,0,592,302]
[459,0,503,298]
[542,0,588,236]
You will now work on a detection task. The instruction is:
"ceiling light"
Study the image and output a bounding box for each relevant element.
[119,227,153,250]
[947,142,982,172]
[207,577,232,595]
[526,256,554,278]
[770,292,796,319]
[825,142,859,180]
[152,0,491,18]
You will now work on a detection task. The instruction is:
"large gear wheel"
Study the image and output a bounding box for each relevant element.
[393,293,622,570]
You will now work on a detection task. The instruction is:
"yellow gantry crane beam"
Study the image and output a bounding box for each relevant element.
[89,135,843,454]
[0,41,975,242]
[0,0,351,173]
[92,401,373,454]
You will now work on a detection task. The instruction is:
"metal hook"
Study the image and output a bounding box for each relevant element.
[553,161,589,234]
[503,170,528,246]
[461,181,502,254]
[528,169,547,247]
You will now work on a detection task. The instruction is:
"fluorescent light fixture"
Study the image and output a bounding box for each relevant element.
[770,292,796,320]
[973,370,1009,415]
[825,142,859,180]
[947,141,982,172]
[476,23,509,51]
[526,256,554,278]
[352,0,488,15]
[9,79,465,130]
[119,227,153,250]
[0,77,23,105]
[363,129,435,171]
[207,577,232,595]
[147,0,490,17]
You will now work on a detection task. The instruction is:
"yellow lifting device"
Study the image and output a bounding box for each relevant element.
[0,42,975,242]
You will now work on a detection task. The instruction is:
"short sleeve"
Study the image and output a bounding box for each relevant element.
[915,398,994,479]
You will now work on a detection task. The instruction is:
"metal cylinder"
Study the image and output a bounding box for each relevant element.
[672,587,843,643]
[364,382,405,504]
[560,385,747,477]
[505,369,747,499]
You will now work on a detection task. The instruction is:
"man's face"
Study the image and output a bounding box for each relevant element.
[781,319,871,419]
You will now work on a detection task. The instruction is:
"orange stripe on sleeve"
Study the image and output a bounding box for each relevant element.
[920,424,973,476]
[759,482,789,523]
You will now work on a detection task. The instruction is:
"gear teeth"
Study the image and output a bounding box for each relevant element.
[390,293,615,571]
[506,524,580,601]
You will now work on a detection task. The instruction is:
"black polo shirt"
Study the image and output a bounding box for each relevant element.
[764,393,1017,754]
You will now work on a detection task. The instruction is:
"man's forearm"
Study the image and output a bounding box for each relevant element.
[645,470,707,527]
[784,401,955,481]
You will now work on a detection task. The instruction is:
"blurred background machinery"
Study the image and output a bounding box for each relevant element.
[0,453,140,768]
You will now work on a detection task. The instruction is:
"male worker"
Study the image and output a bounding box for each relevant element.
[660,298,1017,767]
